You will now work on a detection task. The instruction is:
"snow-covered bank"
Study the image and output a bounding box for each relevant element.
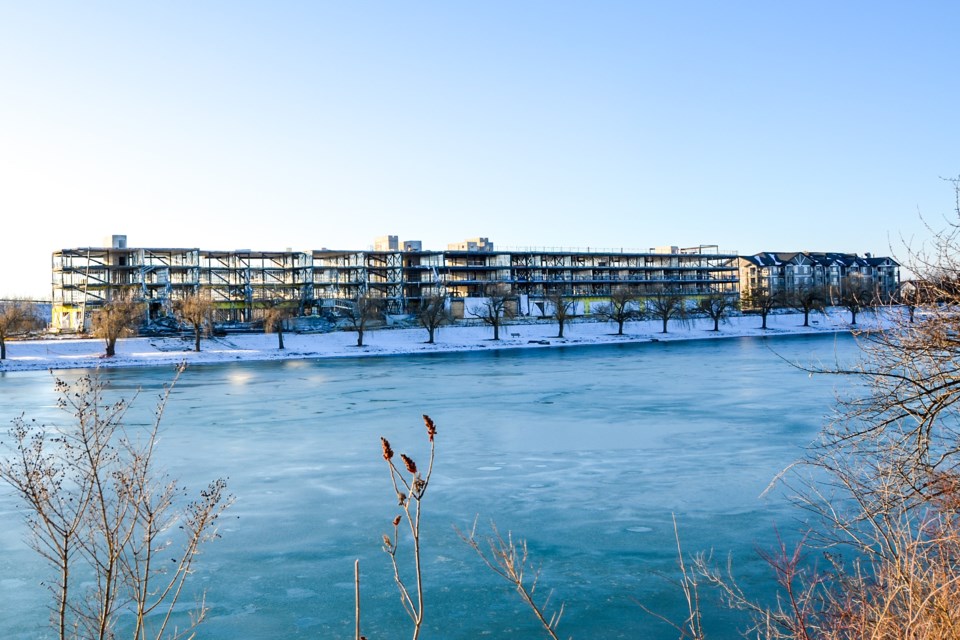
[0,309,894,373]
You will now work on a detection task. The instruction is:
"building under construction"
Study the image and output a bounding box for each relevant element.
[51,235,742,332]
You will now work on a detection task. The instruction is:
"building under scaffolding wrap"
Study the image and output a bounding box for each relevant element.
[51,236,746,332]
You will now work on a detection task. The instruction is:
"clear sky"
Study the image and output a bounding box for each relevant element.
[1,1,957,298]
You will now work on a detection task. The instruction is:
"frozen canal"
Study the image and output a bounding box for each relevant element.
[0,333,858,638]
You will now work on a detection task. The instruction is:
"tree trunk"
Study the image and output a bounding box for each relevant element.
[427,327,435,344]
[850,310,857,325]
[713,317,719,331]
[0,337,5,360]
[557,320,565,338]
[357,329,364,347]
[761,311,768,329]
[194,326,201,352]
[58,555,69,640]
[617,319,624,335]
[662,317,668,333]
[803,309,810,327]
[492,322,499,340]
[105,339,117,357]
[277,327,284,350]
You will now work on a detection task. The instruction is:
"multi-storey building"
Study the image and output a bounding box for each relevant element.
[310,242,739,318]
[53,236,314,330]
[737,252,900,303]
[52,236,739,332]
[52,237,202,332]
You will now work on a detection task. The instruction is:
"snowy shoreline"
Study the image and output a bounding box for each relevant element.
[0,309,891,373]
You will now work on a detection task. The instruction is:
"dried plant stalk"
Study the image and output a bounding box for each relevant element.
[460,519,566,640]
[377,414,437,640]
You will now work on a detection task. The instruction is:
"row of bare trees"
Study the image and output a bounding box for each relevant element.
[742,277,883,329]
[49,293,296,358]
[0,275,898,361]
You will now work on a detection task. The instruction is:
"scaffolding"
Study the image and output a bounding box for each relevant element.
[50,242,751,330]
[200,251,313,324]
[51,247,199,332]
[312,250,404,314]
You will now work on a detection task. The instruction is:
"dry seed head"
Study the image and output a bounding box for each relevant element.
[423,414,437,441]
[400,454,417,475]
[393,515,401,527]
[380,437,394,461]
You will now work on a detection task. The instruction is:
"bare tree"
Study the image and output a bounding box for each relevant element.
[594,286,640,335]
[417,294,451,344]
[0,372,231,640]
[547,290,575,338]
[173,291,214,352]
[344,294,382,347]
[838,276,877,325]
[91,295,144,357]
[696,293,734,332]
[263,300,297,349]
[647,287,688,334]
[788,285,828,327]
[897,282,924,323]
[471,284,514,341]
[685,177,960,638]
[741,285,783,330]
[0,298,44,359]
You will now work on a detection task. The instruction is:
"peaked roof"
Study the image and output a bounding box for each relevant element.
[744,251,898,269]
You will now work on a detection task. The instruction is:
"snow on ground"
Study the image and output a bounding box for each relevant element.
[0,308,896,373]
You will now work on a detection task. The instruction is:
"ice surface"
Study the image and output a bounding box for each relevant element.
[0,332,862,639]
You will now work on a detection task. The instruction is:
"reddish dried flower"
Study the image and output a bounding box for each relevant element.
[400,453,417,475]
[423,414,437,442]
[381,437,394,461]
[393,515,401,527]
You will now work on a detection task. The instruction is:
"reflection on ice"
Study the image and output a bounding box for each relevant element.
[227,370,255,385]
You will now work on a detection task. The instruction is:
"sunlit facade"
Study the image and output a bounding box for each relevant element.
[52,236,740,331]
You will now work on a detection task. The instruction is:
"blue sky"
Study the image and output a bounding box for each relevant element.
[1,1,957,297]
